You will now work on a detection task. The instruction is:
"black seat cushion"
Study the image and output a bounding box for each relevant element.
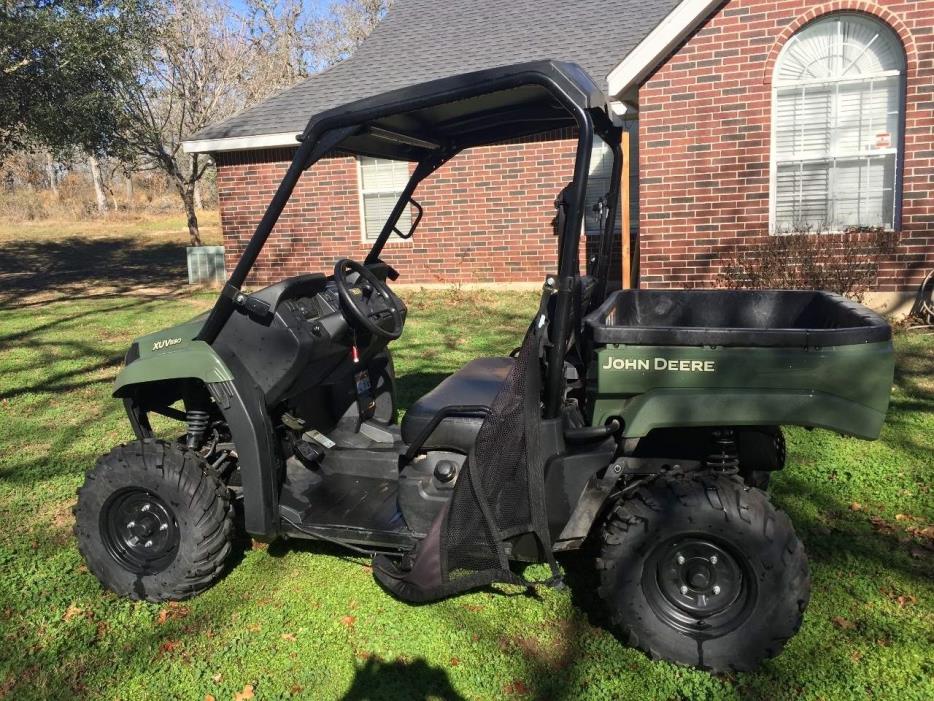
[401,357,515,453]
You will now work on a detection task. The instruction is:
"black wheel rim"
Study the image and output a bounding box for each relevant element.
[100,488,179,575]
[643,535,756,637]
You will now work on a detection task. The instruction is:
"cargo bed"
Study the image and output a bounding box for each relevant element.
[585,290,891,348]
[584,290,895,440]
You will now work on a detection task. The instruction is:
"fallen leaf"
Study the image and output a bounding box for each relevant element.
[63,604,83,622]
[234,684,255,701]
[246,623,261,633]
[204,695,216,701]
[832,616,856,630]
[503,679,530,696]
[281,633,297,642]
[450,657,460,667]
[156,603,190,625]
[849,502,863,511]
[340,615,356,628]
[159,639,180,653]
[290,685,304,695]
[896,594,917,608]
[213,673,223,684]
[850,649,863,663]
[895,513,911,521]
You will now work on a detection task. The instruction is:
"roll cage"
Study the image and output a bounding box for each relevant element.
[197,60,624,417]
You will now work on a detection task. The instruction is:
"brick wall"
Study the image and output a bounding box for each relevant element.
[638,0,934,292]
[216,136,592,286]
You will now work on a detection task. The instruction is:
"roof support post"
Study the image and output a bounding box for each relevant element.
[545,112,594,418]
[197,127,356,344]
[365,149,456,264]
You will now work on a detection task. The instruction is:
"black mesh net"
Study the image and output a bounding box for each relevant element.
[443,329,536,582]
[373,313,560,602]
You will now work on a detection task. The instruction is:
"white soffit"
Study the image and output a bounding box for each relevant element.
[182,132,300,154]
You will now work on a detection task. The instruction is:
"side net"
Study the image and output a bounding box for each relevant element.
[373,312,560,601]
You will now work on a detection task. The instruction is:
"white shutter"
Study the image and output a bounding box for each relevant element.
[771,14,904,232]
[359,157,412,241]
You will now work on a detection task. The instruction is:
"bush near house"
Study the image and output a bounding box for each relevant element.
[718,228,899,302]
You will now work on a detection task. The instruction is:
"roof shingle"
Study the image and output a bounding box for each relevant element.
[191,0,680,141]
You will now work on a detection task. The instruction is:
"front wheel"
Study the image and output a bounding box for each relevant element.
[74,439,233,602]
[597,472,809,671]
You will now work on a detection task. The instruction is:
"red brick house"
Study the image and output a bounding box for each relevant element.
[184,0,933,313]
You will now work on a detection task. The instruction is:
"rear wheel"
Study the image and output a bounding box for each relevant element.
[75,439,233,602]
[597,472,809,671]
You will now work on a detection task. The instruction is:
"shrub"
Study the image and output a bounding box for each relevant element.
[718,227,898,302]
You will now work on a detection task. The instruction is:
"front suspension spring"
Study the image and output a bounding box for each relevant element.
[186,410,210,450]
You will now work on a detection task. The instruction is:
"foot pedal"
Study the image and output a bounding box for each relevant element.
[294,439,325,466]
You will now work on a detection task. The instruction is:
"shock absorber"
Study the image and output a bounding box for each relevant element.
[706,428,739,473]
[186,409,210,450]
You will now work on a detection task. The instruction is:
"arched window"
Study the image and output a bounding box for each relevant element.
[771,13,905,232]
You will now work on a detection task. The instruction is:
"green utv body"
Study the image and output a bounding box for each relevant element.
[75,60,894,673]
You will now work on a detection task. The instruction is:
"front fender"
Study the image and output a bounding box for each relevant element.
[113,341,233,397]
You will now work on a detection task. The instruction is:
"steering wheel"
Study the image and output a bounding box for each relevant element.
[333,259,404,340]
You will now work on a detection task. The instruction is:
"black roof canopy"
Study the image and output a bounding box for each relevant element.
[187,0,682,146]
[304,61,611,162]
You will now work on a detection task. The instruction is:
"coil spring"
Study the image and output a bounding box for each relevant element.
[706,429,739,473]
[186,410,210,449]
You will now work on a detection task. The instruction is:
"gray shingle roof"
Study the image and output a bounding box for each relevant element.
[191,0,680,142]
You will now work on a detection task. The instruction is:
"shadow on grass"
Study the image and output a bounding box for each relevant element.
[0,235,189,309]
[341,657,466,701]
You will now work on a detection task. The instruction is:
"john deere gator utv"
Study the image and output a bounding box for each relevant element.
[74,61,895,671]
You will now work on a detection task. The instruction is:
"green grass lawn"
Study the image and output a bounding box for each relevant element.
[0,287,931,700]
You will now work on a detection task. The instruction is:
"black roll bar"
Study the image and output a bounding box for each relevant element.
[196,126,357,343]
[365,148,457,264]
[544,116,593,418]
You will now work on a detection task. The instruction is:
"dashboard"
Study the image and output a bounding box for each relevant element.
[212,271,404,407]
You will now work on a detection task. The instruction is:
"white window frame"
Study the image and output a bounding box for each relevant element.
[356,156,413,244]
[768,13,905,234]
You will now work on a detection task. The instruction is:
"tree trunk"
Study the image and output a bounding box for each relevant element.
[180,183,202,246]
[88,154,108,214]
[194,181,204,210]
[125,172,133,201]
[46,153,58,197]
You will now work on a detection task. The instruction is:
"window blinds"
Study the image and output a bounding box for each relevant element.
[772,14,903,232]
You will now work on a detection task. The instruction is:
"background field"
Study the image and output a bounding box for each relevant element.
[0,218,931,700]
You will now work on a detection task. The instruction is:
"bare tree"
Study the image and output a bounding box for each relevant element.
[241,0,314,100]
[313,0,394,67]
[116,0,250,245]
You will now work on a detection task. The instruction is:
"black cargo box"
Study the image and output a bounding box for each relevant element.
[584,290,891,348]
